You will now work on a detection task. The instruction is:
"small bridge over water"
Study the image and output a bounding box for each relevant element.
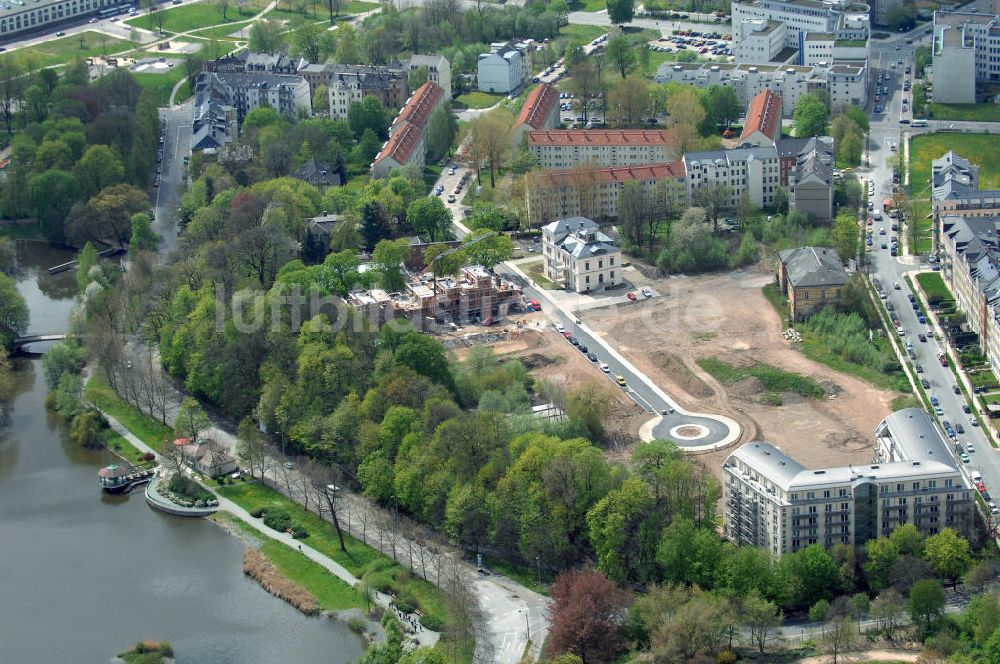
[13,333,65,352]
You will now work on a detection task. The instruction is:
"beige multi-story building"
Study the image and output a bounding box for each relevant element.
[542,217,622,293]
[527,129,678,170]
[525,162,687,225]
[723,409,973,556]
[734,19,790,63]
[683,145,782,209]
[656,61,868,115]
[323,65,409,120]
[406,54,452,100]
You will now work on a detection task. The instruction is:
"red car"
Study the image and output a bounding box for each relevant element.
[626,292,637,301]
[562,331,573,339]
[977,481,987,493]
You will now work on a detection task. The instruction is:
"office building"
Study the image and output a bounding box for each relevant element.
[723,409,973,556]
[527,129,678,169]
[731,0,870,58]
[930,10,1000,103]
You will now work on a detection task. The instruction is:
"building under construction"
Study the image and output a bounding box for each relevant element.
[347,265,524,328]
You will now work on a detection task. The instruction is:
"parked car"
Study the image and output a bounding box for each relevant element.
[599,362,610,373]
[641,288,653,298]
[615,374,627,386]
[626,292,637,301]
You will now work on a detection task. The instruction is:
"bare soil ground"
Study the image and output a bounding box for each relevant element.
[447,314,647,448]
[582,263,900,481]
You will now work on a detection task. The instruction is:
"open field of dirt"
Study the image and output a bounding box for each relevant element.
[446,315,647,450]
[582,263,901,481]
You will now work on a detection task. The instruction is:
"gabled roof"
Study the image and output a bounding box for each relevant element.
[374,123,423,166]
[530,162,686,188]
[528,129,676,147]
[740,89,782,144]
[294,158,341,187]
[393,81,444,131]
[515,83,559,130]
[543,216,599,236]
[777,246,847,288]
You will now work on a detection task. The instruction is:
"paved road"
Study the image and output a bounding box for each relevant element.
[862,38,1000,525]
[153,103,191,258]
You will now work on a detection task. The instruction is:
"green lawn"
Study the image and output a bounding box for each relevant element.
[915,271,951,303]
[910,133,1000,192]
[568,0,606,10]
[927,103,1000,122]
[454,91,503,109]
[260,540,363,611]
[103,429,148,465]
[910,198,932,255]
[217,482,448,627]
[84,374,174,450]
[558,23,606,43]
[132,65,189,106]
[16,32,137,68]
[522,259,560,290]
[128,1,266,34]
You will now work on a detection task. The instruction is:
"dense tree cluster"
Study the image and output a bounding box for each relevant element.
[0,66,158,245]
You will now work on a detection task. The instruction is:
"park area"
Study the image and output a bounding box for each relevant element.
[580,263,903,481]
[126,0,271,34]
[14,31,137,68]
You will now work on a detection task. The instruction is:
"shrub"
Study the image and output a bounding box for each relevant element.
[141,451,155,462]
[292,526,308,539]
[420,614,444,631]
[250,506,265,518]
[394,597,416,614]
[263,508,292,532]
[347,616,367,634]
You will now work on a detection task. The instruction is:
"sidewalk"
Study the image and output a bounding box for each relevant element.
[98,408,440,647]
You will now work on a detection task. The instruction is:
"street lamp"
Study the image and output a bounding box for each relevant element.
[519,609,531,641]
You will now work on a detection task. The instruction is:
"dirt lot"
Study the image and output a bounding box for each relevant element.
[582,263,900,481]
[446,314,647,450]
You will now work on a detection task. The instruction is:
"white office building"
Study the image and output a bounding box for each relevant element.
[683,145,782,209]
[735,19,791,63]
[723,409,973,556]
[732,0,870,60]
[931,11,1000,103]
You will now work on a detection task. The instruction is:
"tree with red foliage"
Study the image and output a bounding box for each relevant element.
[545,569,630,664]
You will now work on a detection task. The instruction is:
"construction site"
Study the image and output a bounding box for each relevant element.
[346,265,526,330]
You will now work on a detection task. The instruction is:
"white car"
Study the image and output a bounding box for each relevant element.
[555,323,565,333]
[599,362,610,373]
[967,442,975,452]
[991,501,999,515]
[641,288,653,298]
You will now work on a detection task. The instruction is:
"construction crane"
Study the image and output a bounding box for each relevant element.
[430,230,497,296]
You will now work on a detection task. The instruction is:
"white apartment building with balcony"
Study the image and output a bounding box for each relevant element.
[723,409,973,555]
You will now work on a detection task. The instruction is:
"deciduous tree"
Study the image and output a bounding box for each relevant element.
[546,569,630,664]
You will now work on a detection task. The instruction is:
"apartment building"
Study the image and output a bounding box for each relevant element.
[525,162,687,225]
[527,129,678,169]
[406,54,452,100]
[511,83,560,152]
[542,217,622,293]
[741,89,783,146]
[370,82,445,178]
[776,245,847,319]
[0,0,127,38]
[939,213,1000,378]
[789,138,834,221]
[323,65,409,120]
[931,11,1000,104]
[478,41,532,93]
[684,145,782,209]
[932,152,1000,238]
[190,70,310,150]
[207,51,302,75]
[656,61,868,115]
[723,409,973,556]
